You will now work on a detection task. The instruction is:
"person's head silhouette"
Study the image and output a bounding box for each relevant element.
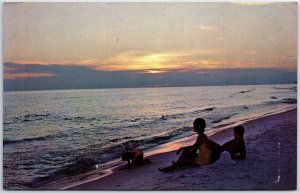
[233,125,245,139]
[193,118,206,134]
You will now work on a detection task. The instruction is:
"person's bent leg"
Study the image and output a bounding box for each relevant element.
[158,157,197,172]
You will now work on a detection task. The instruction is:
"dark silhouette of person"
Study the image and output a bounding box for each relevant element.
[222,125,246,160]
[158,118,212,173]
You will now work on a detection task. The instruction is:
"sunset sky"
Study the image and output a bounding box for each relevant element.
[3,2,297,90]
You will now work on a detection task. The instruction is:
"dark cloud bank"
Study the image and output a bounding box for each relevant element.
[4,63,297,91]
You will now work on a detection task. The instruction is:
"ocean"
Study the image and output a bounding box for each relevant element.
[3,84,297,189]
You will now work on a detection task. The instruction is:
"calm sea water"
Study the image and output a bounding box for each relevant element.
[3,84,297,189]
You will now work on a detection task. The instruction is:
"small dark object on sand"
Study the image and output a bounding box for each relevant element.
[122,149,152,169]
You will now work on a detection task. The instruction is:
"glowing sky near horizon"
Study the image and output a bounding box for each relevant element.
[3,2,297,75]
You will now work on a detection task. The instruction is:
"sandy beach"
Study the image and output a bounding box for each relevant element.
[67,108,296,190]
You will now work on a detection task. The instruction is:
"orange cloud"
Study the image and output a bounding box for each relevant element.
[4,73,57,80]
[90,50,226,73]
[8,50,227,72]
[200,60,223,66]
[11,60,52,65]
[7,48,295,74]
[10,59,101,67]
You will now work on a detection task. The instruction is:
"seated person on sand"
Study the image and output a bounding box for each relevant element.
[158,118,215,173]
[222,125,246,160]
[122,149,151,168]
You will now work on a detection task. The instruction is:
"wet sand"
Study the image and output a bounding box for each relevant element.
[68,108,297,190]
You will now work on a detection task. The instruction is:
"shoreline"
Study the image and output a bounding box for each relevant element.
[62,106,297,190]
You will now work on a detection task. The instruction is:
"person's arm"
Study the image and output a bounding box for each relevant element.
[222,140,233,152]
[190,135,203,153]
[177,136,202,154]
[230,143,246,160]
[176,145,192,154]
[240,143,246,159]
